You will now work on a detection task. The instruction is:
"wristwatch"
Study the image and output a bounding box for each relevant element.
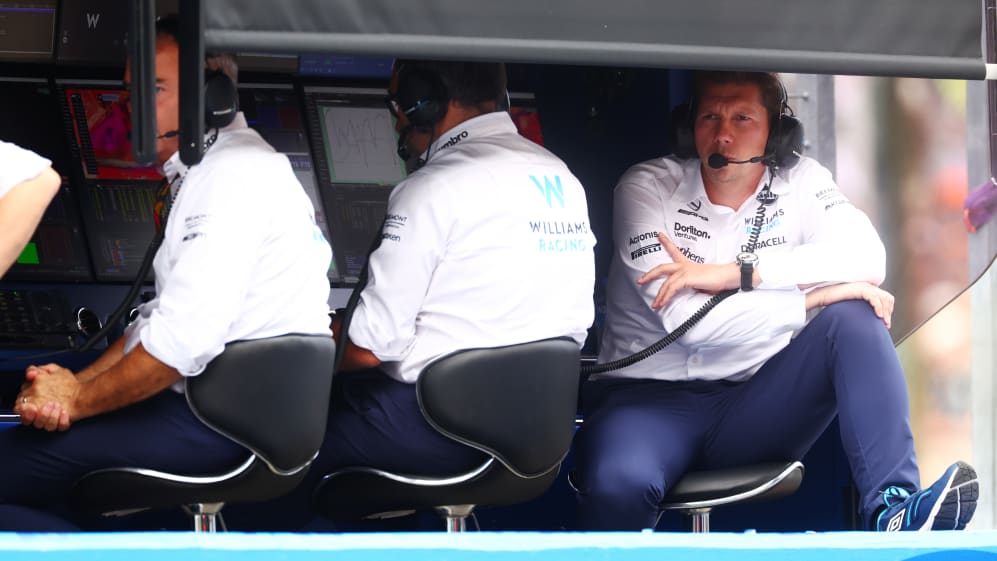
[735,252,758,292]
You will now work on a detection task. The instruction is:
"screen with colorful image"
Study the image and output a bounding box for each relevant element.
[60,82,163,181]
[509,92,544,146]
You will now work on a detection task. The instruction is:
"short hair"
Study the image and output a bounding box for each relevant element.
[155,15,238,84]
[690,71,786,124]
[396,60,507,108]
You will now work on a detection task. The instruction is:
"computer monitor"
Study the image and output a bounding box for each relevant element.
[59,80,162,181]
[0,0,57,62]
[0,77,92,281]
[238,83,337,281]
[303,86,407,284]
[57,79,161,283]
[55,0,127,66]
[298,55,394,79]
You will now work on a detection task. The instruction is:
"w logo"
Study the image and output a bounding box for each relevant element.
[530,175,564,208]
[86,13,100,29]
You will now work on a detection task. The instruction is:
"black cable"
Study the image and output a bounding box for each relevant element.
[581,289,738,376]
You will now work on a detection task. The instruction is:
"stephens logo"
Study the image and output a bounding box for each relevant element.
[674,222,711,241]
[679,246,704,263]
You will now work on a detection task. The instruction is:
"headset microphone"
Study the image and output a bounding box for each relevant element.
[157,130,179,140]
[707,153,769,169]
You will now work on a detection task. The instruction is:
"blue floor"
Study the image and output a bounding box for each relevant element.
[1,531,996,561]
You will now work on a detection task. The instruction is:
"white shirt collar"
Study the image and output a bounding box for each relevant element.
[161,112,249,184]
[422,111,516,163]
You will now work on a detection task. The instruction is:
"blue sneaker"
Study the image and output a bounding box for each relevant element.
[875,461,979,531]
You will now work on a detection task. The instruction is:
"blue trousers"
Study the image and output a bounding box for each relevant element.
[0,390,246,531]
[573,300,919,530]
[222,368,487,531]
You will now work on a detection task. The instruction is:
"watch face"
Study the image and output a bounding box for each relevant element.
[737,252,758,265]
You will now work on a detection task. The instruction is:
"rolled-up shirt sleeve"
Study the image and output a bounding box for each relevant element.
[614,180,806,350]
[758,163,886,288]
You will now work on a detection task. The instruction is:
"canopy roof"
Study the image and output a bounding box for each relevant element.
[204,0,987,79]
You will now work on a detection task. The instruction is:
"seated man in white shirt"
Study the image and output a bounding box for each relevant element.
[329,58,595,482]
[0,141,61,278]
[0,16,332,531]
[573,70,978,532]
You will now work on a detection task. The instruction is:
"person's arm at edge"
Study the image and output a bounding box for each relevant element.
[0,166,61,277]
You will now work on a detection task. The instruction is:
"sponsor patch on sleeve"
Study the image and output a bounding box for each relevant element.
[814,187,852,212]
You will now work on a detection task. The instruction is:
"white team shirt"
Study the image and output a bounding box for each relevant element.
[598,155,886,382]
[125,114,333,380]
[0,141,51,199]
[349,112,596,383]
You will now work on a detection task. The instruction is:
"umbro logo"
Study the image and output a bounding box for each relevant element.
[885,509,906,531]
[688,200,702,211]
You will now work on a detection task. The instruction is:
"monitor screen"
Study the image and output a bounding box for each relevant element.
[0,78,92,281]
[58,80,163,181]
[0,0,57,62]
[75,179,159,282]
[55,0,127,65]
[303,86,408,284]
[239,83,338,281]
[298,55,394,79]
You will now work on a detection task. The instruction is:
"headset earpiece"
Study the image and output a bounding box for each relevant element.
[767,114,803,169]
[396,66,449,130]
[204,69,238,130]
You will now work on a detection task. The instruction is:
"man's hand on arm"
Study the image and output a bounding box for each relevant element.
[14,343,181,432]
[638,233,758,308]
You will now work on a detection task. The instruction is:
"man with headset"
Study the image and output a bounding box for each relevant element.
[0,16,332,530]
[573,70,978,532]
[331,57,594,482]
[0,141,61,278]
[229,60,594,530]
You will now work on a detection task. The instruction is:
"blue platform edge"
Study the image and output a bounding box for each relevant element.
[1,531,996,561]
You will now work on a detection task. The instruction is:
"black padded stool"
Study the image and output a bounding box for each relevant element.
[313,337,580,532]
[658,461,804,532]
[69,334,336,532]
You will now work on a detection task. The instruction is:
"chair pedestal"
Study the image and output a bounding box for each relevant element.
[659,461,804,533]
[183,502,224,532]
[436,505,475,532]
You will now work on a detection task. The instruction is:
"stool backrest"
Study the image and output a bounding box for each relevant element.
[416,337,580,478]
[186,334,336,474]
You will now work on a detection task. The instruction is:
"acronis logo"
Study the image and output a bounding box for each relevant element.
[530,175,565,208]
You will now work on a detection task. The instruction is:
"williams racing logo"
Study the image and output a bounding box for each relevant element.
[673,222,710,241]
[629,231,661,260]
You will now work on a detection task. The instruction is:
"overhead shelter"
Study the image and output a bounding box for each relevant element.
[127,0,993,164]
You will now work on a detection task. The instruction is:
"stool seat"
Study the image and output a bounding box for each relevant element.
[659,461,804,532]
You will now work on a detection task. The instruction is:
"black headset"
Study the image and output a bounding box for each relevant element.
[670,78,804,170]
[203,67,238,130]
[395,65,449,130]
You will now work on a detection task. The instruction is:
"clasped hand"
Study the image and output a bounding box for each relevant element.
[13,363,79,432]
